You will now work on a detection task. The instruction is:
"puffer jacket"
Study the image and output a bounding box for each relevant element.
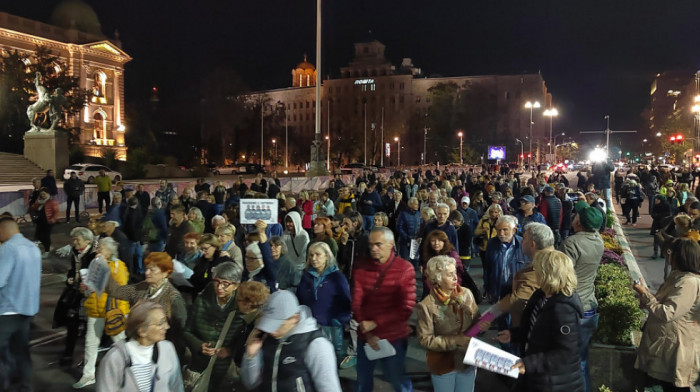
[483,235,528,301]
[397,208,421,242]
[352,251,416,342]
[537,195,562,231]
[84,259,130,318]
[635,271,700,388]
[513,290,584,392]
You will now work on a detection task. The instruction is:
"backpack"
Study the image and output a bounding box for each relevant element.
[142,214,159,243]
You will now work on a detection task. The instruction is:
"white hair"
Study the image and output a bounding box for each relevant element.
[495,215,518,229]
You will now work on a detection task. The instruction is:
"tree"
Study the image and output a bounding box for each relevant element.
[0,46,87,152]
[657,115,693,164]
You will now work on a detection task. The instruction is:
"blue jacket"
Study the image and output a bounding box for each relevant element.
[0,233,42,315]
[515,211,546,236]
[359,190,382,216]
[296,266,351,326]
[459,207,479,232]
[151,208,169,242]
[484,235,528,301]
[397,209,421,241]
[423,220,459,251]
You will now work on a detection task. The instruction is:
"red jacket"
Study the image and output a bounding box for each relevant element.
[352,251,416,342]
[32,198,58,224]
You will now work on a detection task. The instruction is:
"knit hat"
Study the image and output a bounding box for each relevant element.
[257,290,300,333]
[245,241,262,259]
[574,201,603,230]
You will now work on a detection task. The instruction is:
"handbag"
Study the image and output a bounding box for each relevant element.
[184,308,237,392]
[52,286,82,328]
[426,350,457,375]
[104,297,126,336]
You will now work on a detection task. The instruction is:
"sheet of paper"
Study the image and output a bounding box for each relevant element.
[170,259,194,288]
[463,337,520,379]
[409,239,420,260]
[84,256,110,296]
[240,199,279,224]
[364,339,396,361]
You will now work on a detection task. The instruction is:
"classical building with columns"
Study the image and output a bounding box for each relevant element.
[0,1,131,160]
[243,39,552,165]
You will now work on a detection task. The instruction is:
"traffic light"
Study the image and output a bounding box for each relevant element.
[527,153,532,158]
[670,134,685,143]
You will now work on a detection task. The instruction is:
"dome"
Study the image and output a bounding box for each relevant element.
[296,55,315,71]
[50,0,102,36]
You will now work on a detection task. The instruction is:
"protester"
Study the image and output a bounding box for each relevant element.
[64,172,85,223]
[309,216,338,256]
[30,187,58,257]
[282,211,310,268]
[190,233,233,295]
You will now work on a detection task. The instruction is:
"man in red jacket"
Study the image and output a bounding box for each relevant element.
[352,226,416,392]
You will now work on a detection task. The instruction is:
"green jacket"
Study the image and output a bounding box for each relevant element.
[558,230,605,311]
[94,175,112,192]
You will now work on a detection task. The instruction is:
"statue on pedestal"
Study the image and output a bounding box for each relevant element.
[26,72,67,132]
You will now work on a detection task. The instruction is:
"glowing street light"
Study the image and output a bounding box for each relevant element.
[543,108,559,159]
[457,130,464,164]
[394,136,400,167]
[524,101,541,165]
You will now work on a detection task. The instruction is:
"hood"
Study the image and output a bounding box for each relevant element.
[285,211,304,235]
[545,291,584,319]
[284,305,318,338]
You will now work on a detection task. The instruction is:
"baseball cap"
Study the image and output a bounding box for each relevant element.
[461,196,470,204]
[520,195,536,204]
[256,290,300,333]
[574,201,603,230]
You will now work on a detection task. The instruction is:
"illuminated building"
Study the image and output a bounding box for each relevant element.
[0,1,131,160]
[243,39,552,164]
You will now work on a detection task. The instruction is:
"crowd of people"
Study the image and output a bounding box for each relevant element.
[0,161,698,392]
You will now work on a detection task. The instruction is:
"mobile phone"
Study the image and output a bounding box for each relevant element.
[634,279,641,285]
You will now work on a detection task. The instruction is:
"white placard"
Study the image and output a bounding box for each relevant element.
[463,337,521,379]
[240,199,279,224]
[170,259,194,288]
[409,239,420,260]
[84,256,110,296]
[363,339,396,361]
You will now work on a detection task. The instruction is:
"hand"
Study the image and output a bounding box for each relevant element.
[360,320,377,333]
[495,330,511,344]
[246,329,265,357]
[215,347,230,359]
[511,360,526,374]
[478,321,491,332]
[454,335,469,348]
[255,220,268,231]
[365,333,380,350]
[632,278,648,295]
[201,342,217,356]
[340,231,350,245]
[67,277,75,285]
[79,282,88,291]
[220,251,230,258]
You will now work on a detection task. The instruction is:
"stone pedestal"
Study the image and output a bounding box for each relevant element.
[305,139,330,177]
[23,131,69,173]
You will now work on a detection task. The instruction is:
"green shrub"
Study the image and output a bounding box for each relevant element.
[594,264,644,345]
[68,146,85,165]
[606,208,614,228]
[124,147,148,179]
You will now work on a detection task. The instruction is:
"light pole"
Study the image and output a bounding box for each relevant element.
[457,131,463,164]
[515,138,524,167]
[543,108,558,159]
[272,139,277,165]
[325,135,330,170]
[524,101,541,165]
[423,126,429,165]
[260,102,264,166]
[553,132,565,163]
[692,95,700,156]
[394,137,400,167]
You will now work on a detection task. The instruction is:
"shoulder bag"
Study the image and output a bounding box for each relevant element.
[105,297,126,336]
[184,308,237,392]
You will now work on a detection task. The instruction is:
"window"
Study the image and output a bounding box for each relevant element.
[390,83,395,90]
[293,103,297,109]
[306,101,310,108]
[93,71,107,97]
[307,74,310,86]
[399,82,405,90]
[399,96,404,104]
[93,112,106,140]
[299,75,303,86]
[416,97,421,103]
[362,85,367,92]
[370,84,376,91]
[293,114,297,121]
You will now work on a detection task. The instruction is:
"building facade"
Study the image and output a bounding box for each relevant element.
[243,40,552,166]
[0,3,131,160]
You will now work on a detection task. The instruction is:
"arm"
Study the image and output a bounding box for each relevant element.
[305,337,343,392]
[416,302,467,351]
[0,246,11,288]
[258,241,277,291]
[170,293,188,330]
[240,349,264,390]
[95,348,125,392]
[104,276,140,303]
[558,238,581,268]
[638,277,699,322]
[333,273,353,324]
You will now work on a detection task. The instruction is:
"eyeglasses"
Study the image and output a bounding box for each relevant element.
[212,279,235,289]
[199,245,213,252]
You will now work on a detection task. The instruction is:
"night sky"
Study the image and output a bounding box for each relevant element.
[5,0,700,150]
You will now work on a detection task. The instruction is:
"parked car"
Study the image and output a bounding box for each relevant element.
[235,163,266,174]
[214,165,237,175]
[554,163,568,173]
[63,164,121,184]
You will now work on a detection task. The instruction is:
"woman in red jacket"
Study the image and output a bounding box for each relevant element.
[31,187,58,258]
[298,191,314,233]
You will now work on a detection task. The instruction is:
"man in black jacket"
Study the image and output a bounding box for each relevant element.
[120,197,144,278]
[537,186,563,246]
[63,172,84,223]
[135,184,151,217]
[195,191,217,233]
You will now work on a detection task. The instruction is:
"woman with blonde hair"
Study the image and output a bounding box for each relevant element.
[417,255,480,391]
[187,207,205,234]
[497,249,583,391]
[215,223,243,268]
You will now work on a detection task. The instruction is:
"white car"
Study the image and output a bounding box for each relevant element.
[214,165,237,175]
[63,164,121,184]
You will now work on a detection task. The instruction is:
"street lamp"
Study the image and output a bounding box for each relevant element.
[692,95,700,155]
[394,137,400,167]
[524,101,541,165]
[553,132,565,163]
[272,139,277,161]
[457,131,463,164]
[325,135,330,170]
[515,138,524,167]
[543,108,559,159]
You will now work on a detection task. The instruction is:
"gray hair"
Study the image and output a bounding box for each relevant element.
[70,227,94,242]
[212,261,243,283]
[408,197,419,206]
[269,236,288,254]
[188,207,204,222]
[98,236,119,260]
[305,241,338,272]
[425,255,456,285]
[370,226,395,244]
[215,223,235,237]
[421,207,436,220]
[486,203,503,215]
[151,197,162,209]
[212,215,226,226]
[446,199,457,208]
[524,223,554,250]
[436,202,449,212]
[495,215,518,229]
[584,192,598,200]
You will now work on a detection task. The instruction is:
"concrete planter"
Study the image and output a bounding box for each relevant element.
[590,342,646,391]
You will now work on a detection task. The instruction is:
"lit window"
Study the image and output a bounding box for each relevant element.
[299,75,303,86]
[93,112,106,140]
[307,74,310,86]
[93,71,107,97]
[370,84,376,91]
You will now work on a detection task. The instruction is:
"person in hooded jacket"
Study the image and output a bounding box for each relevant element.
[282,211,310,269]
[497,249,584,392]
[396,197,421,261]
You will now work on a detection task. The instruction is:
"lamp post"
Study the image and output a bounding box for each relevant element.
[692,95,700,155]
[272,139,277,162]
[394,137,400,167]
[553,132,565,163]
[524,101,541,165]
[515,138,524,167]
[325,135,330,170]
[543,108,558,159]
[457,131,463,164]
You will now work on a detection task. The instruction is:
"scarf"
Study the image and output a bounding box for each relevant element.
[433,286,466,330]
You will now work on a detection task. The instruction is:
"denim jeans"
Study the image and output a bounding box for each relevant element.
[362,215,374,232]
[148,240,165,253]
[0,315,33,392]
[602,188,612,212]
[579,311,599,392]
[321,325,344,361]
[430,367,476,392]
[356,338,412,392]
[129,241,144,274]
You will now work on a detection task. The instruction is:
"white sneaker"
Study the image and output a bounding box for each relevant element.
[42,252,50,259]
[72,376,95,389]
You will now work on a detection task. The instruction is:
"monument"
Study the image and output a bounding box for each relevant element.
[23,72,69,173]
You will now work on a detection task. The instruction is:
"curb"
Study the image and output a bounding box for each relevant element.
[608,204,644,282]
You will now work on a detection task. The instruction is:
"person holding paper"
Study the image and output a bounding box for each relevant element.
[497,249,584,392]
[73,237,129,389]
[352,227,416,392]
[416,255,480,392]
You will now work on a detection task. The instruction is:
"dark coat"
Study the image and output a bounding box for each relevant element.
[63,178,85,198]
[195,199,217,233]
[513,290,584,392]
